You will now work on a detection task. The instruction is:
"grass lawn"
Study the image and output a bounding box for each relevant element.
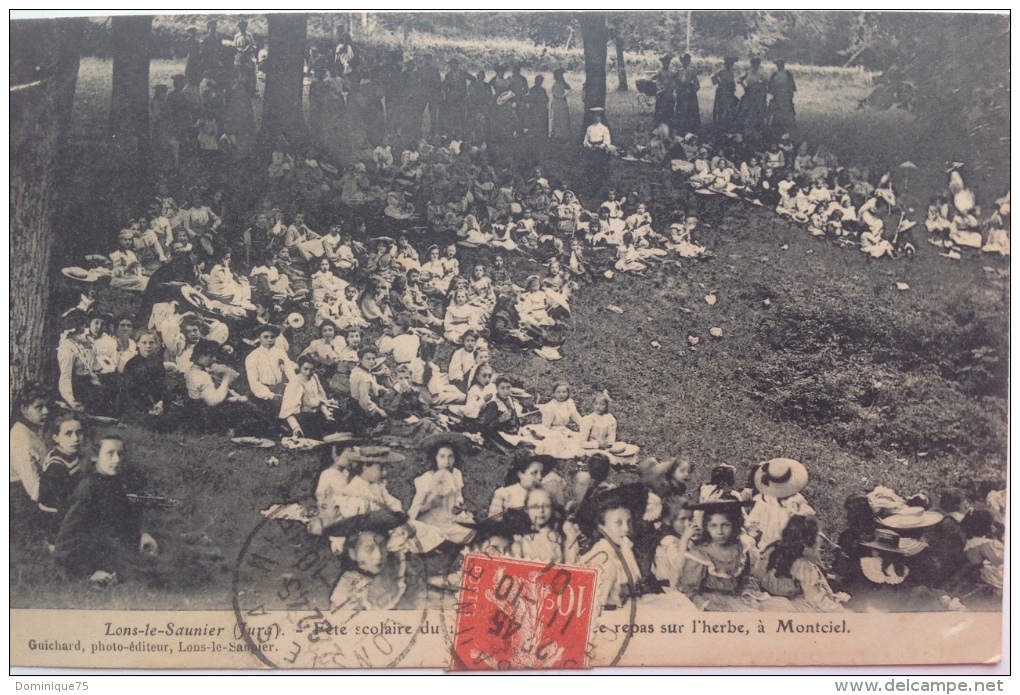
[11,55,1007,611]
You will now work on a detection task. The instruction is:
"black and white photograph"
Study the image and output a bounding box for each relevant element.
[9,10,1008,671]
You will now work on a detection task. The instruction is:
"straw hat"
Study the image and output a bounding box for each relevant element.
[880,509,944,531]
[464,508,532,540]
[181,284,211,309]
[324,509,408,538]
[348,445,406,465]
[859,528,928,556]
[754,458,808,499]
[419,432,475,458]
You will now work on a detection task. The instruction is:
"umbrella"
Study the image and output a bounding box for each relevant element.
[898,160,918,193]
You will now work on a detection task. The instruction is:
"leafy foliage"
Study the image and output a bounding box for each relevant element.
[849,13,1010,184]
[749,282,1009,463]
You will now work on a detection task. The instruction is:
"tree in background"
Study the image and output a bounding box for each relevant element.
[10,18,86,403]
[846,12,1010,186]
[109,15,153,158]
[261,13,308,148]
[578,12,608,139]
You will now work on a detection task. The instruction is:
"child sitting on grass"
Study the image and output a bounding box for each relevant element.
[54,435,159,585]
[38,413,86,543]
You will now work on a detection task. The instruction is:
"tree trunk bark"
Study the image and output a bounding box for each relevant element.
[614,33,628,92]
[261,13,308,148]
[10,18,85,405]
[109,15,152,153]
[578,12,608,140]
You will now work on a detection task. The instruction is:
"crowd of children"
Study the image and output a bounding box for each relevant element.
[620,126,1009,263]
[13,44,1006,613]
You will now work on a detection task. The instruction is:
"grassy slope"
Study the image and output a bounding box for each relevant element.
[12,56,1007,610]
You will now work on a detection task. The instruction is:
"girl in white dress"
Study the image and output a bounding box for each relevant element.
[407,437,474,545]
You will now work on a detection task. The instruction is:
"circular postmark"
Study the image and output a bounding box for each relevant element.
[231,515,432,669]
[437,541,639,671]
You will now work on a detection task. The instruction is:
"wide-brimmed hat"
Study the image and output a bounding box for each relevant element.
[181,284,211,309]
[608,442,639,457]
[286,312,305,330]
[348,445,406,466]
[880,509,944,531]
[61,267,99,282]
[754,458,808,499]
[250,323,281,338]
[323,509,408,538]
[419,431,475,458]
[464,508,532,540]
[859,528,928,556]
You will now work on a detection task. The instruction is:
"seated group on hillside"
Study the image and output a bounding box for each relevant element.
[16,45,1006,611]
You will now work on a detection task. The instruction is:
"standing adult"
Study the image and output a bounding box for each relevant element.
[738,56,769,145]
[333,31,356,78]
[199,19,223,85]
[394,58,420,143]
[673,53,700,134]
[525,74,549,141]
[379,50,404,139]
[767,59,797,139]
[651,54,676,128]
[711,56,739,133]
[442,58,475,140]
[224,76,256,154]
[549,68,572,141]
[507,64,529,106]
[183,27,202,86]
[418,54,444,138]
[466,69,493,142]
[165,74,195,168]
[232,18,258,97]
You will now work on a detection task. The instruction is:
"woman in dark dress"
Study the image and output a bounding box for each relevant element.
[711,57,739,133]
[767,59,797,139]
[673,54,701,134]
[467,69,493,142]
[526,74,550,141]
[651,55,676,128]
[738,57,769,145]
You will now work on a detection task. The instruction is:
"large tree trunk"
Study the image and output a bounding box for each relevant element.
[109,15,152,154]
[10,18,85,405]
[613,32,628,92]
[578,12,608,140]
[261,13,309,148]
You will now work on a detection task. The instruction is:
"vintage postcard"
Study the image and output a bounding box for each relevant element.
[9,11,1007,671]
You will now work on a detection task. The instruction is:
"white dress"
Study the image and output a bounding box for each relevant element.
[407,469,473,544]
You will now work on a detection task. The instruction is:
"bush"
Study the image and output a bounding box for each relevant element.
[749,280,1008,464]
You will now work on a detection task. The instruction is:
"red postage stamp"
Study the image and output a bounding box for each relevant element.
[451,553,599,671]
